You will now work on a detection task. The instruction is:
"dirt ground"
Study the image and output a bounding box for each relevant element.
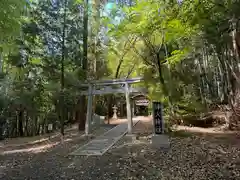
[1,117,240,180]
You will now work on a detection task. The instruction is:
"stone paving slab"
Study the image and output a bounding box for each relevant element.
[70,120,139,156]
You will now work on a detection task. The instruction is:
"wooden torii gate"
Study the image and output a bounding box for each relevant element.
[79,77,145,135]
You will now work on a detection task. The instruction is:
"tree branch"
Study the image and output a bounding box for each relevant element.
[115,36,138,78]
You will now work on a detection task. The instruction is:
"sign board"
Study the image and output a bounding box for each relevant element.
[135,99,149,106]
[152,102,164,134]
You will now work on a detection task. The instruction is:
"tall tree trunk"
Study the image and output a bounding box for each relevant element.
[201,47,212,99]
[163,43,175,116]
[92,0,100,77]
[91,0,101,114]
[231,18,240,72]
[60,0,67,136]
[78,0,89,131]
[216,53,223,102]
[156,52,167,95]
[215,46,230,103]
[24,113,29,136]
[18,108,24,137]
[197,59,206,106]
[0,47,2,73]
[0,118,4,140]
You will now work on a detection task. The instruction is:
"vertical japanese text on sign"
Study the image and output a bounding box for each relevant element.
[153,102,164,134]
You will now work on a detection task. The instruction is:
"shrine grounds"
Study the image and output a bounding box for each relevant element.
[1,118,240,180]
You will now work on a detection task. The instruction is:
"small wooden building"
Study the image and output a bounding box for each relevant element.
[131,94,149,116]
[116,93,149,117]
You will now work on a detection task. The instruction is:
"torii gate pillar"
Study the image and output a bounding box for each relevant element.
[125,83,133,134]
[85,84,93,135]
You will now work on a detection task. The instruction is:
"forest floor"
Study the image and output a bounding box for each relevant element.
[1,117,240,180]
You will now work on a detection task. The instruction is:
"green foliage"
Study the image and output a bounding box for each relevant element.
[0,0,26,50]
[0,0,90,138]
[108,0,196,105]
[105,0,240,122]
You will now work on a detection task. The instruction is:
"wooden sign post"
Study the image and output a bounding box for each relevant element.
[152,101,170,149]
[152,102,164,134]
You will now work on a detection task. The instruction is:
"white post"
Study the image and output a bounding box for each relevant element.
[85,84,93,135]
[125,83,132,134]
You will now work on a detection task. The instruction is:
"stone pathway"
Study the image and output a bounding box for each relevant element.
[70,120,139,156]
